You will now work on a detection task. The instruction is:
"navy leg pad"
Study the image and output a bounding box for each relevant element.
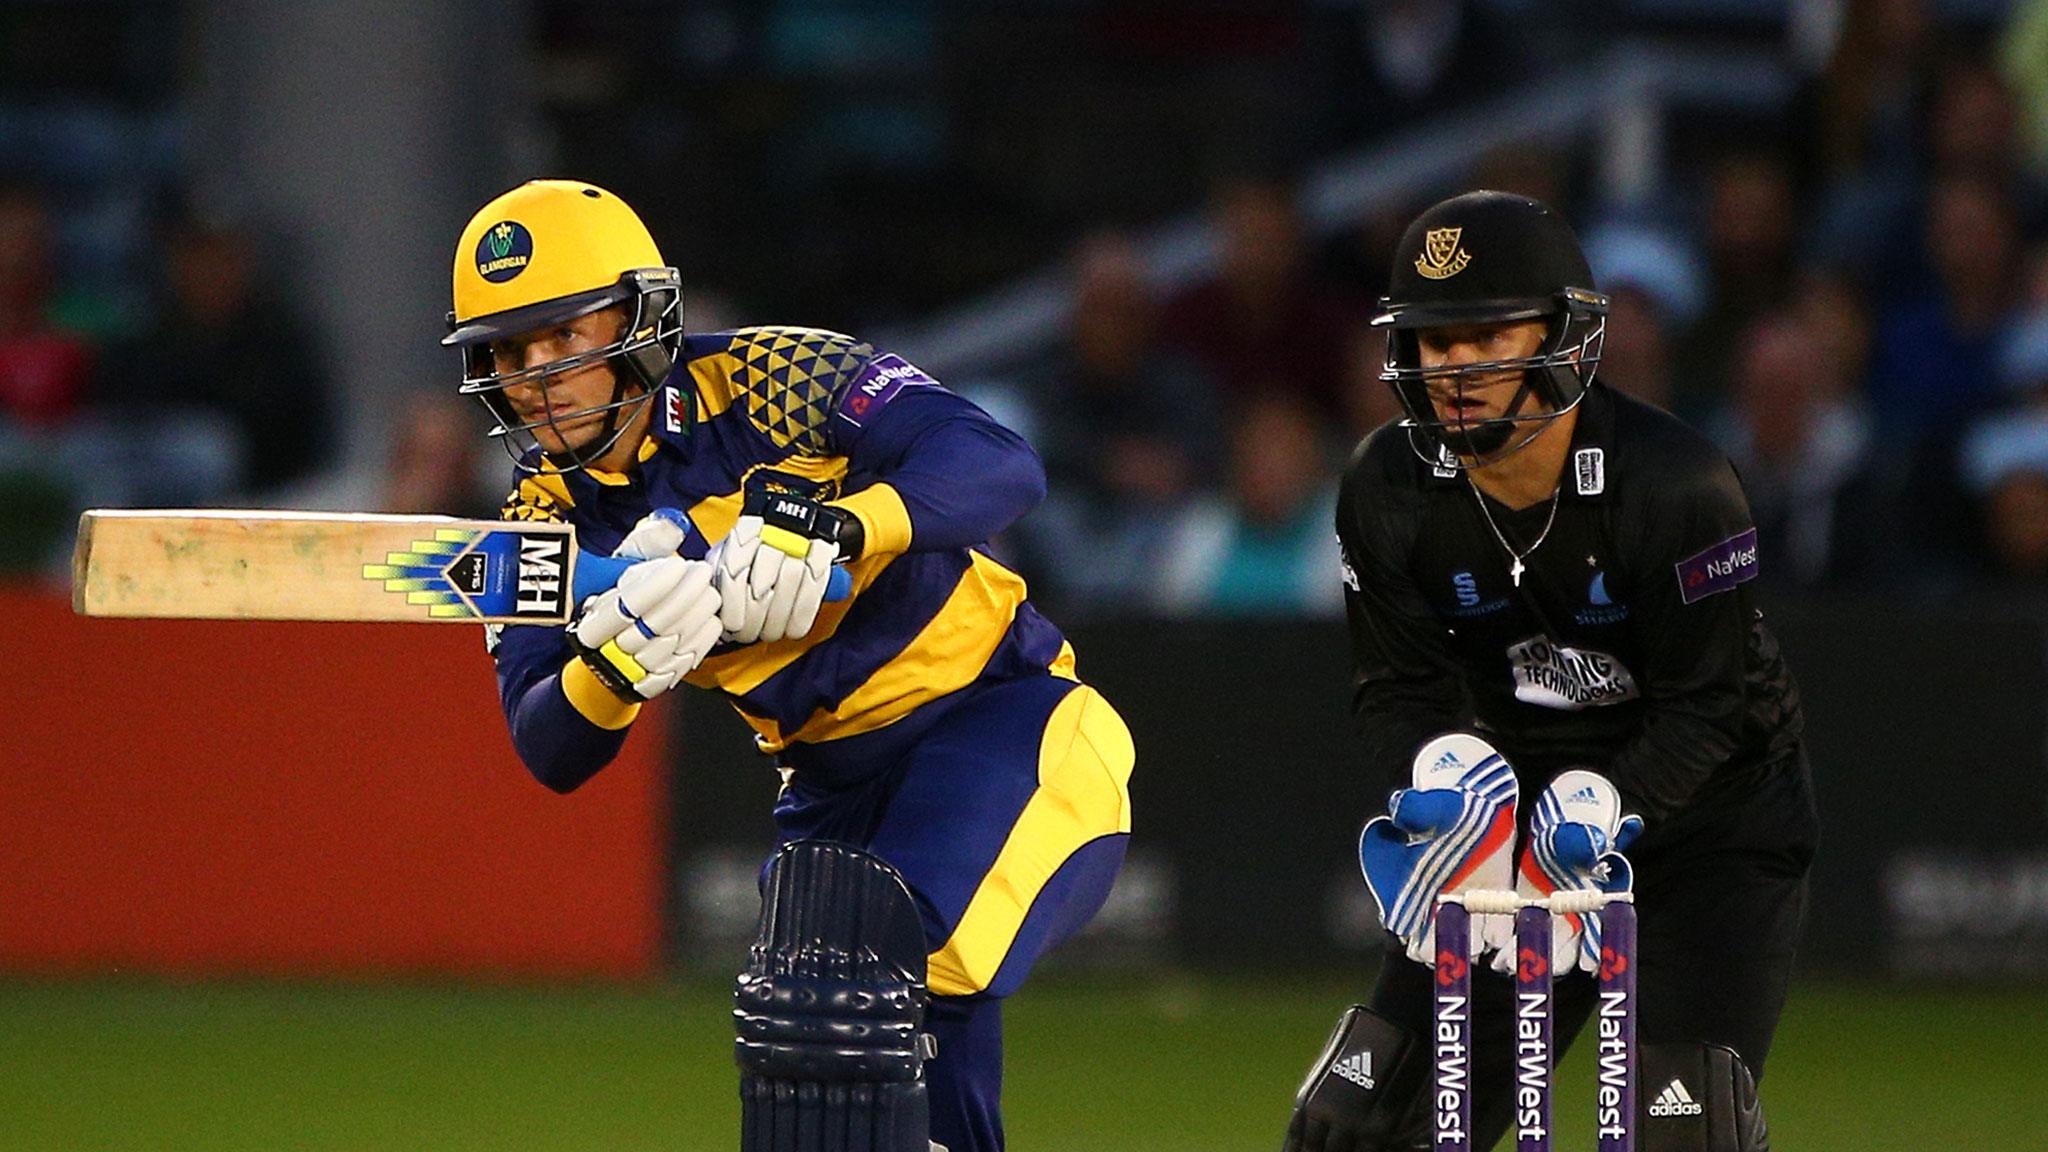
[735,840,932,1152]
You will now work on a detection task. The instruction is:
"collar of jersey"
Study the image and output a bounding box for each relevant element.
[634,368,705,459]
[538,434,661,488]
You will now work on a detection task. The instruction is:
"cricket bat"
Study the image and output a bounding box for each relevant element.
[71,508,848,625]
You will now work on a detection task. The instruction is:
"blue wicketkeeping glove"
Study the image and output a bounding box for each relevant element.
[1359,733,1520,967]
[1495,769,1642,975]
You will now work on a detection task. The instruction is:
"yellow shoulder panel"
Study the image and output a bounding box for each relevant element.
[722,326,874,453]
[687,349,739,421]
[501,472,575,521]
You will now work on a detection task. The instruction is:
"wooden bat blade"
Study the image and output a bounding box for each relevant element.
[72,510,580,624]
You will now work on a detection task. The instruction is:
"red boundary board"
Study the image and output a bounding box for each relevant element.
[0,588,667,978]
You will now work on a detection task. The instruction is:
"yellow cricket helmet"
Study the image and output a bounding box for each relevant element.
[443,179,685,471]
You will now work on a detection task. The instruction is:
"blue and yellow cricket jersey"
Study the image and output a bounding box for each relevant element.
[490,326,1075,792]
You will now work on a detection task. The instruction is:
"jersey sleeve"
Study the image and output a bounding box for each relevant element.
[823,349,1045,557]
[1337,448,1469,800]
[489,474,637,793]
[1603,454,1760,822]
[697,326,1044,556]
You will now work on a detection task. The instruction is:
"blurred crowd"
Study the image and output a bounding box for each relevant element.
[5,0,2046,616]
[997,0,2048,616]
[0,186,335,571]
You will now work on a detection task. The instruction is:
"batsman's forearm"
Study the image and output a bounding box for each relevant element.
[495,622,636,792]
[503,665,634,793]
[838,394,1046,554]
[887,418,1045,551]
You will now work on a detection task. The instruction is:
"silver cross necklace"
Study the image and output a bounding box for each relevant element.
[1467,480,1561,587]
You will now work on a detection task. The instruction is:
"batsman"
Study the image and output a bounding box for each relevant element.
[1285,192,1816,1152]
[443,180,1134,1152]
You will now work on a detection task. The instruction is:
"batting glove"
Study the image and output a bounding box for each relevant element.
[611,506,693,563]
[1358,733,1520,968]
[568,509,720,701]
[716,489,862,644]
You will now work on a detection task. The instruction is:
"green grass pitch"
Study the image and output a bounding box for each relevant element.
[2,975,2042,1150]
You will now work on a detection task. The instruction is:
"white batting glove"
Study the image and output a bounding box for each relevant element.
[613,507,693,561]
[716,491,853,644]
[571,555,722,699]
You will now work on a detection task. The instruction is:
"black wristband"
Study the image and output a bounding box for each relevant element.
[827,509,865,561]
[741,489,865,560]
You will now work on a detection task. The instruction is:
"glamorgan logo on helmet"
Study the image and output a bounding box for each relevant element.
[476,221,533,283]
[1415,227,1471,280]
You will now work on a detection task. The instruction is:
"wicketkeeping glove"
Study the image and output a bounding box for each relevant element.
[1491,768,1642,976]
[716,488,864,644]
[569,510,722,701]
[1358,733,1520,967]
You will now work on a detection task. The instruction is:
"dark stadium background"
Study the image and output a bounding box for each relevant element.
[4,2,2046,1148]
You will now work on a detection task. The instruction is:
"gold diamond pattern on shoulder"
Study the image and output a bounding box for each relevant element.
[500,475,570,521]
[729,326,875,452]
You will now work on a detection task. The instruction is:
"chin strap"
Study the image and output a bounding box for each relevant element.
[1437,368,1547,467]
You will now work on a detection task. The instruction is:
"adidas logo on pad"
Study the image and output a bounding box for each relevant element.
[1567,786,1599,805]
[1332,1052,1375,1090]
[1648,1078,1704,1117]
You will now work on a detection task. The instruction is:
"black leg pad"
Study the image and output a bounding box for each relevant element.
[735,840,933,1152]
[1638,1041,1770,1152]
[1283,1005,1430,1152]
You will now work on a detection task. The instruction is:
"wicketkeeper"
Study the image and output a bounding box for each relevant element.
[1285,191,1816,1152]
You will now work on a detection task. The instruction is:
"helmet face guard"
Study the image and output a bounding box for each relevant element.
[1376,287,1607,469]
[450,268,683,474]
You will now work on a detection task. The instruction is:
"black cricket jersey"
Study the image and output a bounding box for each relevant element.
[1335,383,1802,823]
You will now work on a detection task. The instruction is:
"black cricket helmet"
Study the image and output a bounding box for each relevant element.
[1375,190,1608,467]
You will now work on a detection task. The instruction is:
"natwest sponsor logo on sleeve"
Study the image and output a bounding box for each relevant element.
[1674,527,1759,605]
[836,352,940,428]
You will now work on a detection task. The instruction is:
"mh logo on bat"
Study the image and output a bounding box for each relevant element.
[514,535,565,613]
[362,528,567,620]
